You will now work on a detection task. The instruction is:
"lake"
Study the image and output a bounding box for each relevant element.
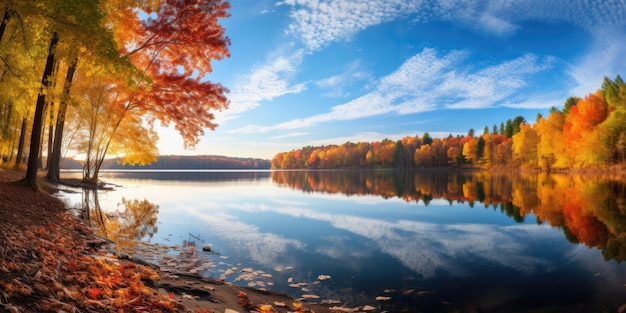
[57,169,626,312]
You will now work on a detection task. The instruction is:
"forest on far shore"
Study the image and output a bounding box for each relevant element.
[272,76,626,171]
[61,155,271,170]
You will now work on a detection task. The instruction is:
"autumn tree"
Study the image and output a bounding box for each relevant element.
[414,144,434,167]
[22,32,58,188]
[3,0,131,188]
[563,97,581,115]
[534,110,566,170]
[0,3,41,166]
[45,58,77,183]
[562,92,609,167]
[512,123,540,166]
[462,138,478,164]
[481,135,493,166]
[113,0,231,149]
[599,76,626,164]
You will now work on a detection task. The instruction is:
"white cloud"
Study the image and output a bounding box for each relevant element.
[215,51,307,123]
[271,132,310,139]
[315,61,370,97]
[221,0,625,133]
[279,0,626,96]
[229,48,557,133]
[305,131,460,148]
[567,34,626,97]
[280,0,424,51]
[476,13,518,36]
[441,54,555,109]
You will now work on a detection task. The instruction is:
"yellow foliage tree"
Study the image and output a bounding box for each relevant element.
[512,123,540,166]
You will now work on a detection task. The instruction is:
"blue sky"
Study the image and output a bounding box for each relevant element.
[155,0,626,160]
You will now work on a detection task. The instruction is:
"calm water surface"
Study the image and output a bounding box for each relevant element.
[59,169,626,312]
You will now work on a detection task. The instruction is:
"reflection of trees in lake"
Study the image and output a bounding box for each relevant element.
[80,189,159,253]
[271,170,626,262]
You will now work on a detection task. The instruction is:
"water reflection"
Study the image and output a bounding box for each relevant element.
[79,189,159,254]
[65,169,626,311]
[99,170,270,182]
[272,170,626,263]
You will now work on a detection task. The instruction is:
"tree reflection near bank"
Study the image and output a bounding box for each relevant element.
[79,189,159,254]
[271,170,626,262]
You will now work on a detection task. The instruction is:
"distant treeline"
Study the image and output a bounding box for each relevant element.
[272,76,626,171]
[62,155,271,170]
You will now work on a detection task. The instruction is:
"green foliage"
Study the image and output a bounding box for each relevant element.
[422,132,433,145]
[563,97,581,115]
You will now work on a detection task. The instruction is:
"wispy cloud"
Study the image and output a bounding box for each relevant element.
[305,131,461,147]
[440,54,555,109]
[280,0,626,50]
[221,0,625,131]
[567,34,626,97]
[315,61,371,97]
[278,0,423,51]
[271,132,310,139]
[215,51,307,122]
[278,0,626,96]
[229,48,557,133]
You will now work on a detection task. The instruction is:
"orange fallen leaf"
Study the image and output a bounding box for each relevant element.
[88,287,102,300]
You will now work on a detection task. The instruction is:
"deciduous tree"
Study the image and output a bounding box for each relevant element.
[114,0,231,148]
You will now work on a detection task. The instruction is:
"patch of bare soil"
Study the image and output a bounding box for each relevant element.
[0,168,339,313]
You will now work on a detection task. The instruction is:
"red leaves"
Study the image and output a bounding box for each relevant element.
[238,291,255,310]
[114,0,232,149]
[119,262,136,275]
[563,93,609,145]
[0,212,183,312]
[87,287,102,300]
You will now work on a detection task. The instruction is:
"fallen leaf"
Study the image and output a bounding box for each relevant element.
[87,287,102,300]
[321,299,342,304]
[328,306,354,312]
[2,304,20,313]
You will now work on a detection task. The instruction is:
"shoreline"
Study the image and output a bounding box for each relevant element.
[0,168,340,313]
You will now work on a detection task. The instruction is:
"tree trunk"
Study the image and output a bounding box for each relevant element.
[47,124,53,169]
[47,57,77,183]
[14,116,27,167]
[0,6,10,44]
[38,121,45,169]
[22,32,58,189]
[1,100,12,162]
[1,101,11,138]
[7,125,15,163]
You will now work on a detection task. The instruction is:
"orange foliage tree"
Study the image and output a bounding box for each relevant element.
[562,92,609,167]
[112,0,231,148]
